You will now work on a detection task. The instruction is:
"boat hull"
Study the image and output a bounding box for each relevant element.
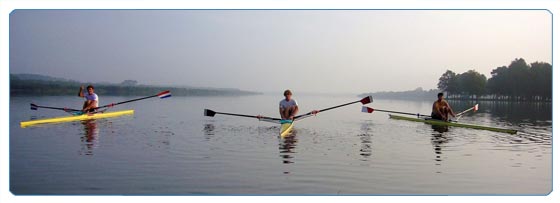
[389,114,517,134]
[280,120,294,137]
[20,110,135,128]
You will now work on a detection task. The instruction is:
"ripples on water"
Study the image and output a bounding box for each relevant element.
[10,96,552,195]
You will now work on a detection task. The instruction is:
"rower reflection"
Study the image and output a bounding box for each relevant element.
[431,130,451,173]
[279,131,298,165]
[80,119,99,156]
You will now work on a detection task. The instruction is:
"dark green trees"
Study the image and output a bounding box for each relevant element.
[438,58,551,101]
[438,69,487,99]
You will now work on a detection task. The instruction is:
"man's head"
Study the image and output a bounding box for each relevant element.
[284,89,292,100]
[87,85,95,95]
[437,92,444,100]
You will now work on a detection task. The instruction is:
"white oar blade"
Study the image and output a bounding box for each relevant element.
[361,106,374,113]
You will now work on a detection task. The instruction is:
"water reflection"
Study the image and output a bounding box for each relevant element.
[358,122,375,161]
[430,125,452,174]
[279,132,298,174]
[80,120,99,156]
[447,100,552,125]
[203,123,215,141]
[431,125,449,134]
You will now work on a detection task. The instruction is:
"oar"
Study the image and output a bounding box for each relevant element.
[456,104,479,117]
[93,90,171,110]
[455,104,479,121]
[30,103,82,112]
[204,109,281,123]
[294,96,373,120]
[30,90,171,114]
[361,106,431,118]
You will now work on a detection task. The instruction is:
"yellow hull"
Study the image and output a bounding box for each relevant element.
[280,120,294,137]
[20,110,134,128]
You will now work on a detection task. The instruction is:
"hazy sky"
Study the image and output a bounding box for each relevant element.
[10,10,551,94]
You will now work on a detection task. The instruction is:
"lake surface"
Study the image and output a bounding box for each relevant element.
[9,94,552,195]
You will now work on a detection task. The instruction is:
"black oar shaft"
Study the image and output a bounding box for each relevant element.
[317,100,359,112]
[373,109,430,117]
[294,100,359,119]
[216,112,280,120]
[33,105,81,112]
[96,94,158,109]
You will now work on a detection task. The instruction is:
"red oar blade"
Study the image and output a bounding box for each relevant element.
[361,106,374,113]
[360,96,373,105]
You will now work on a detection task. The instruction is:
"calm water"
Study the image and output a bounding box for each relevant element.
[9,94,552,195]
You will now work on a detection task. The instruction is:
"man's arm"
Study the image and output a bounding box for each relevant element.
[446,102,456,117]
[290,106,299,119]
[78,86,85,97]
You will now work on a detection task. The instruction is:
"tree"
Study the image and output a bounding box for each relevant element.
[456,70,487,97]
[437,70,458,95]
[487,66,509,96]
[529,62,552,100]
[120,80,138,86]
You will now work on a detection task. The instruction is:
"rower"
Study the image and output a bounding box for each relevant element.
[78,85,99,113]
[279,90,299,120]
[431,92,456,121]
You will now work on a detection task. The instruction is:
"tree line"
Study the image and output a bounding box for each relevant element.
[10,74,260,97]
[437,58,551,101]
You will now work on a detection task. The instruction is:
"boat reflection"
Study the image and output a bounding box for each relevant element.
[279,131,298,174]
[431,124,449,134]
[80,120,99,156]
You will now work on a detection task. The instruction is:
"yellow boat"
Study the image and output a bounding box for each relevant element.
[280,120,294,137]
[20,110,134,128]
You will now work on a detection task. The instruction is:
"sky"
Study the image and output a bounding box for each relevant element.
[9,10,551,94]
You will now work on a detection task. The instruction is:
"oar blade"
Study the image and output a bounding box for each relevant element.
[204,109,216,117]
[30,103,38,110]
[361,106,374,113]
[474,104,479,112]
[360,96,373,105]
[157,90,172,99]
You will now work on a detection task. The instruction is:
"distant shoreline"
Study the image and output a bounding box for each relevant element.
[10,74,260,97]
[358,96,552,103]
